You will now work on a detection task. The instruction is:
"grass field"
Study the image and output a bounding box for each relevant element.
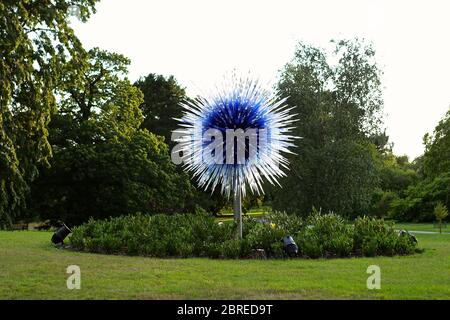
[1,225,450,299]
[395,222,449,233]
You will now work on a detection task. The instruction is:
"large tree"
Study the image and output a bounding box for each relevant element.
[134,74,186,146]
[0,0,98,228]
[30,49,194,226]
[271,39,384,217]
[423,107,450,178]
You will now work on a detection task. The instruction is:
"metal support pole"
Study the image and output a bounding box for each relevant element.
[233,174,243,239]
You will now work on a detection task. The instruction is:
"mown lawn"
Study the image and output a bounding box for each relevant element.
[395,222,450,233]
[1,229,450,299]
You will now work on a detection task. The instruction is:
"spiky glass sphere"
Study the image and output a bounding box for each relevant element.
[175,74,297,197]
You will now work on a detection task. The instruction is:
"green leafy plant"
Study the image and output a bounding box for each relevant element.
[434,202,449,234]
[353,216,415,256]
[296,209,354,258]
[70,211,418,259]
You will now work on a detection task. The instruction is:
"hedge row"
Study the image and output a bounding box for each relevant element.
[69,211,418,259]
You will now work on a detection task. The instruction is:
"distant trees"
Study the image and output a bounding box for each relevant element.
[0,0,99,228]
[369,152,419,218]
[30,49,194,226]
[423,109,450,177]
[378,153,419,193]
[272,39,449,222]
[389,108,450,222]
[271,39,384,217]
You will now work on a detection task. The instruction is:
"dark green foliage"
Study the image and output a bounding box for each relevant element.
[368,152,419,218]
[134,73,230,215]
[0,0,98,228]
[70,211,417,259]
[423,109,450,178]
[30,49,194,226]
[32,130,193,226]
[70,213,235,257]
[389,172,450,222]
[353,216,416,256]
[378,154,419,193]
[387,108,450,222]
[134,74,186,146]
[297,210,354,258]
[189,189,230,216]
[244,222,286,258]
[370,189,399,218]
[272,39,384,217]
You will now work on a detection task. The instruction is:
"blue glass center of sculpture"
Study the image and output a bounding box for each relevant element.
[202,97,270,165]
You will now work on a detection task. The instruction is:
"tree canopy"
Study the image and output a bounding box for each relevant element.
[423,108,450,178]
[271,39,384,217]
[0,0,98,227]
[30,49,194,226]
[389,108,450,222]
[134,74,187,145]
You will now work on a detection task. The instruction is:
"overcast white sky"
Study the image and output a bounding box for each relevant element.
[71,0,450,160]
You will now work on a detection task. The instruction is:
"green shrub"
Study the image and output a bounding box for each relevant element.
[389,173,450,222]
[245,222,286,257]
[265,211,303,236]
[395,235,416,255]
[296,210,354,258]
[70,211,418,259]
[353,216,416,256]
[220,240,244,259]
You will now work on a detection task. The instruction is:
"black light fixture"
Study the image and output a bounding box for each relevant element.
[282,235,298,257]
[51,223,72,245]
[399,229,418,243]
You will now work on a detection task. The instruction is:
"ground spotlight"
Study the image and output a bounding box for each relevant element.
[51,223,72,245]
[399,229,418,243]
[282,235,298,257]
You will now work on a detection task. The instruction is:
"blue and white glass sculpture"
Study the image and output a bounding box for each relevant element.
[173,73,298,237]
